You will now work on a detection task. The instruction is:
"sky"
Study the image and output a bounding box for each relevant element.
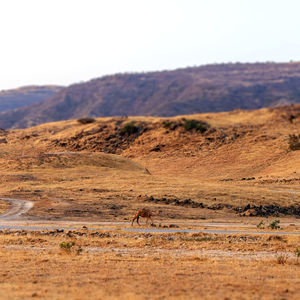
[1,0,300,90]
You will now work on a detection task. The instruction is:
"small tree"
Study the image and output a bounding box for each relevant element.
[77,117,95,124]
[120,122,138,136]
[183,119,209,133]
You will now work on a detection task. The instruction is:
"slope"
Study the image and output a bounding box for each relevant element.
[1,62,300,129]
[0,105,299,221]
[0,85,62,113]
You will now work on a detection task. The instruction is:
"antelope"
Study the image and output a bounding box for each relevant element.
[131,208,159,226]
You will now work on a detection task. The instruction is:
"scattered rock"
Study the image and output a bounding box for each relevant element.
[150,144,165,152]
[169,224,179,228]
[237,204,300,217]
[241,177,255,181]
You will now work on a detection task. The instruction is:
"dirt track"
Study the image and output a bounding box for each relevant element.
[0,198,33,220]
[0,198,300,235]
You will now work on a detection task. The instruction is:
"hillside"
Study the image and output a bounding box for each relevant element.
[0,85,62,113]
[0,104,299,220]
[1,104,299,177]
[1,62,300,129]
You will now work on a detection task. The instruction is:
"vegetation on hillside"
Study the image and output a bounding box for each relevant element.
[183,119,209,132]
[0,85,62,112]
[288,133,300,150]
[120,122,139,136]
[1,63,300,129]
[77,117,96,124]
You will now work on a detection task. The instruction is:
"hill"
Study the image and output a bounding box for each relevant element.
[0,85,62,113]
[0,105,299,222]
[1,62,300,129]
[1,104,299,177]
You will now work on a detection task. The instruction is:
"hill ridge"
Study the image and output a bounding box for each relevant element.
[0,85,62,115]
[1,62,300,129]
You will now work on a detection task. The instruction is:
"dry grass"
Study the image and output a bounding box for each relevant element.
[0,106,299,221]
[0,230,299,299]
[0,106,299,299]
[0,199,10,214]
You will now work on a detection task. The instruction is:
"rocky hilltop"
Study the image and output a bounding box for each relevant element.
[1,62,300,129]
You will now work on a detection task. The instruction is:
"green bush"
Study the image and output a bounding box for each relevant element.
[162,120,173,129]
[183,119,208,133]
[288,134,300,151]
[59,241,75,250]
[60,241,83,255]
[77,117,96,124]
[268,219,280,230]
[120,122,138,136]
[256,220,265,229]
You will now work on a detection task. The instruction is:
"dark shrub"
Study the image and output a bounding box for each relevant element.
[59,241,75,250]
[77,117,96,124]
[162,120,180,131]
[268,219,280,230]
[288,134,300,150]
[120,122,138,136]
[183,119,209,133]
[162,120,173,128]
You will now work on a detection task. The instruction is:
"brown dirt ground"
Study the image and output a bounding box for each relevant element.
[0,105,299,299]
[0,200,10,214]
[0,230,299,299]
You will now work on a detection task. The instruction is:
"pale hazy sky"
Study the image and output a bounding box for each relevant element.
[1,0,300,90]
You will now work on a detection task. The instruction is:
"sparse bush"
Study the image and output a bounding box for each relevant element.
[162,120,180,131]
[268,219,280,230]
[76,246,83,255]
[77,117,96,124]
[256,220,265,229]
[183,119,209,133]
[163,120,173,128]
[120,122,138,136]
[267,235,285,242]
[288,134,300,150]
[295,248,300,258]
[276,254,288,264]
[59,241,75,250]
[60,241,83,254]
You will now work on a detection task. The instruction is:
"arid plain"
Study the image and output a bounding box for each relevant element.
[0,105,299,299]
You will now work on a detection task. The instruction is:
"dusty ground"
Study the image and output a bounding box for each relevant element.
[0,105,299,299]
[0,229,299,299]
[0,200,10,214]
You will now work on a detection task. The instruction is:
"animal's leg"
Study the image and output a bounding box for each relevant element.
[150,216,154,225]
[131,215,137,226]
[137,215,140,225]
